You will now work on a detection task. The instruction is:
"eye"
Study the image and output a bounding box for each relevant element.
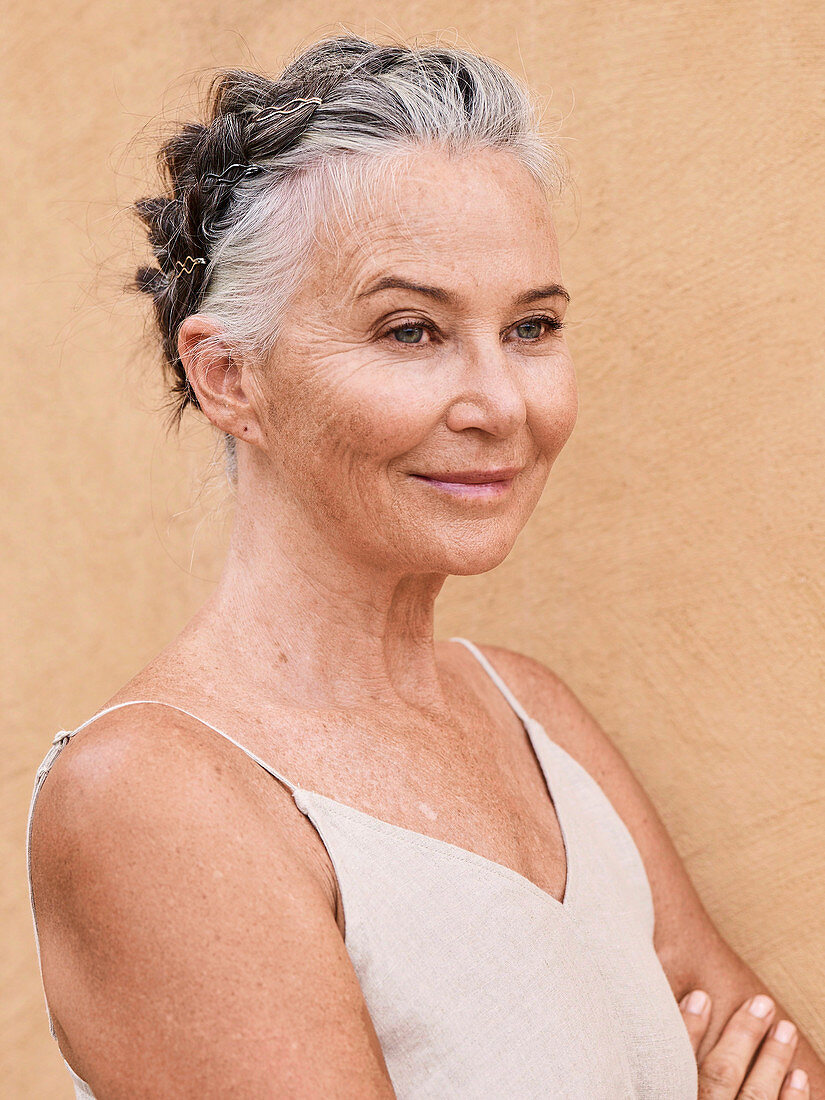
[393,324,426,344]
[511,315,566,341]
[382,319,437,346]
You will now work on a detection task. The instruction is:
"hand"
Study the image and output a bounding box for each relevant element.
[680,989,809,1098]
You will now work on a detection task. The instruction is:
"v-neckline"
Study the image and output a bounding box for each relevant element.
[291,716,575,915]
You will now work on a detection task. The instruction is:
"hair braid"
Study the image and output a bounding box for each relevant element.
[128,32,569,461]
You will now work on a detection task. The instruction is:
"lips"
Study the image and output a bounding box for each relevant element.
[412,467,522,484]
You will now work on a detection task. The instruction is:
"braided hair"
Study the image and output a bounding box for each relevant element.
[130,33,569,479]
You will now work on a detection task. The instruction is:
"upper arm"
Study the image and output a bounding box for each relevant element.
[29,713,396,1100]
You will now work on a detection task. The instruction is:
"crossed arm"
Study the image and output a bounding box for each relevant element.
[33,649,823,1096]
[484,644,825,1094]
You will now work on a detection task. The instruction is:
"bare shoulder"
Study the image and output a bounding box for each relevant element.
[471,643,728,990]
[30,703,322,920]
[29,704,395,1098]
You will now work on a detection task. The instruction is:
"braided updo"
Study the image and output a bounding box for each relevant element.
[130,32,570,481]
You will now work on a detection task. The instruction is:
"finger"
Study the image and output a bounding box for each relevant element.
[780,1067,810,1098]
[697,993,776,1098]
[679,989,711,1054]
[740,1016,799,1098]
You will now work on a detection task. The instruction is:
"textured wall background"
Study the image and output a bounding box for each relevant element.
[3,1,823,1094]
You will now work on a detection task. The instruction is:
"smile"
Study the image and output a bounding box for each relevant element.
[410,469,520,498]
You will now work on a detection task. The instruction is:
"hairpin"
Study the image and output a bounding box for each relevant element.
[163,96,324,279]
[202,162,267,185]
[173,256,207,275]
[254,95,323,122]
[201,98,323,188]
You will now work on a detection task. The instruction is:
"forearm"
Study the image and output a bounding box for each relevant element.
[690,945,825,1094]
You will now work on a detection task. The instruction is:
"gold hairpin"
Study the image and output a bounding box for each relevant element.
[173,256,207,275]
[255,95,323,121]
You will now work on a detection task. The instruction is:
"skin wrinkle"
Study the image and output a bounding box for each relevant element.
[34,126,825,1095]
[288,162,567,563]
[178,142,576,712]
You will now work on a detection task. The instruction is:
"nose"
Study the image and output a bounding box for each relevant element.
[444,346,527,438]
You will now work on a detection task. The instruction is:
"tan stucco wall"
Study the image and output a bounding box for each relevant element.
[4,2,823,1094]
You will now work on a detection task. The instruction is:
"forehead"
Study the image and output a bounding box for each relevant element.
[310,145,561,298]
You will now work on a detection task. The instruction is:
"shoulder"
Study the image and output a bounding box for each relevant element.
[31,703,298,853]
[28,705,393,1094]
[469,642,725,989]
[28,704,336,976]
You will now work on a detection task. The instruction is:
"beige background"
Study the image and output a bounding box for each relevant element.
[3,1,824,1094]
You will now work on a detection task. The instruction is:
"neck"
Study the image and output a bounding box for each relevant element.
[188,480,452,714]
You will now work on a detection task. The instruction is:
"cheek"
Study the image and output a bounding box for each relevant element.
[267,340,431,459]
[558,372,579,446]
[290,389,429,508]
[290,399,421,531]
[343,401,425,458]
[317,360,436,463]
[537,361,578,457]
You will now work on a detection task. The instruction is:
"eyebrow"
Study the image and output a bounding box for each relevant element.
[354,276,571,307]
[513,283,571,307]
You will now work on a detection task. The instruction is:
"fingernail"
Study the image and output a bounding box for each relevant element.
[774,1016,796,1042]
[789,1067,808,1089]
[774,1020,796,1044]
[748,994,774,1018]
[683,990,708,1015]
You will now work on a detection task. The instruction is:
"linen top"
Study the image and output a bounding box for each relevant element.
[26,637,698,1098]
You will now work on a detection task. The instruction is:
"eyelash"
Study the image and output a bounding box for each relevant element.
[381,314,566,346]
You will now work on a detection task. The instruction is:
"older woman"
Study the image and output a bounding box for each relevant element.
[27,33,822,1100]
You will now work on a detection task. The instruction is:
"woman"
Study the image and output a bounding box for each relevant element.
[27,33,822,1099]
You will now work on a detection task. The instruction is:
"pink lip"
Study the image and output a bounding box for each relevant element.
[410,467,522,499]
[412,467,522,484]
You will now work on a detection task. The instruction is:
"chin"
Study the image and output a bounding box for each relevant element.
[415,531,521,577]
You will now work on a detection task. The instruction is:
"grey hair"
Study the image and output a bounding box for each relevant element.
[131,33,571,484]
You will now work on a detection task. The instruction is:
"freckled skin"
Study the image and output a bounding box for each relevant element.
[37,149,825,1100]
[176,144,578,705]
[244,146,578,577]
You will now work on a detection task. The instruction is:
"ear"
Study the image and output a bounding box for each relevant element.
[177,315,265,447]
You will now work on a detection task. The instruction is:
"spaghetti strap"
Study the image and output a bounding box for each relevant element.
[449,637,535,731]
[55,700,299,795]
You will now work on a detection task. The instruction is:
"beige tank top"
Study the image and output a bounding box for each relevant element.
[26,637,698,1098]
